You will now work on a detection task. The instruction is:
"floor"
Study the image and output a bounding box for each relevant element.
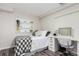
[0,48,15,56]
[32,49,59,56]
[31,49,77,56]
[0,47,77,56]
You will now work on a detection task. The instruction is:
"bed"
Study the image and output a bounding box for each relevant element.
[15,31,50,55]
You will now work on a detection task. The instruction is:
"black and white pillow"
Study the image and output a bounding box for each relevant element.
[15,36,32,56]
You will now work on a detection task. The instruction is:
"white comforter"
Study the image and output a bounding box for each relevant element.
[31,36,48,52]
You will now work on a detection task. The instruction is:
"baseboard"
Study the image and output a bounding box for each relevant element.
[0,46,15,51]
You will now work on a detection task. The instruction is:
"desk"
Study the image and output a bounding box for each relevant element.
[48,36,73,52]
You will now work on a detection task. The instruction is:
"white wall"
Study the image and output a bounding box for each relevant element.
[0,11,40,50]
[40,15,55,31]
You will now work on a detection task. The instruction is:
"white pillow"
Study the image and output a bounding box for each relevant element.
[40,31,47,37]
[35,31,41,36]
[35,31,47,37]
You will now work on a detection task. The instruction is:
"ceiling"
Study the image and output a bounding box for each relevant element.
[0,3,74,18]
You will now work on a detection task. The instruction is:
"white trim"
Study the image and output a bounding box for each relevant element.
[0,46,15,50]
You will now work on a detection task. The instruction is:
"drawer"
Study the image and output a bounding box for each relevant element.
[49,47,54,50]
[50,38,52,40]
[50,44,53,46]
[49,38,54,41]
[49,44,53,47]
[49,39,52,40]
[49,46,52,49]
[49,41,53,43]
[49,40,52,43]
